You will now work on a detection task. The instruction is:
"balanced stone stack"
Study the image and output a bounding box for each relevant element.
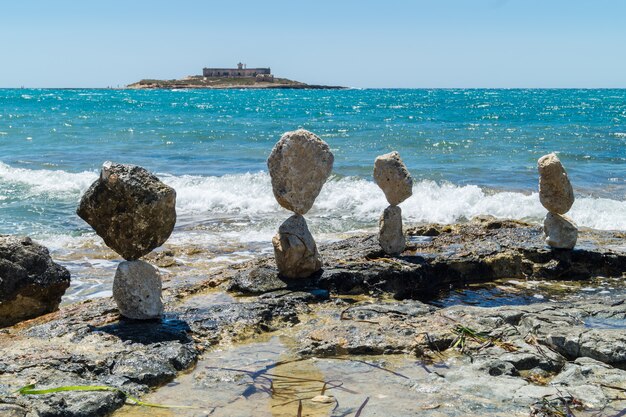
[538,153,577,249]
[374,151,413,255]
[268,129,334,278]
[77,161,176,319]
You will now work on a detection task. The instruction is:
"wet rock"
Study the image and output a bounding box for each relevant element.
[77,161,176,260]
[379,205,405,255]
[229,265,289,294]
[0,235,70,328]
[267,129,334,215]
[113,260,163,319]
[538,153,575,214]
[112,350,177,386]
[272,214,322,278]
[373,151,413,206]
[544,212,578,249]
[31,390,126,417]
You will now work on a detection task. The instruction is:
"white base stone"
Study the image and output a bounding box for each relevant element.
[544,212,578,250]
[113,260,163,319]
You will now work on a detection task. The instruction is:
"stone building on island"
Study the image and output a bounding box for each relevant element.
[202,63,274,82]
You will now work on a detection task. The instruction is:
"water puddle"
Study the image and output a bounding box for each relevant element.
[428,276,626,308]
[112,333,530,417]
[584,316,626,329]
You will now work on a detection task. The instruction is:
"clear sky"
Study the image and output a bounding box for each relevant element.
[1,0,625,88]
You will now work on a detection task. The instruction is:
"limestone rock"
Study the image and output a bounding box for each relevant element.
[77,161,176,260]
[267,129,334,215]
[373,151,413,206]
[378,205,406,255]
[272,214,322,278]
[538,153,574,214]
[113,260,163,319]
[544,212,578,249]
[0,235,70,327]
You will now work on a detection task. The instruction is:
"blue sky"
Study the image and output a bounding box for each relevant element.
[1,0,625,88]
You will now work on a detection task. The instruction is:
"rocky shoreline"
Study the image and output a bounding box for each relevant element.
[0,217,625,416]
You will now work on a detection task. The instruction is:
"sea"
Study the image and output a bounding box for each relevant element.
[1,88,625,303]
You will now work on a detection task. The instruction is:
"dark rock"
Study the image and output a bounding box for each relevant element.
[229,265,289,294]
[0,235,70,327]
[31,390,125,417]
[112,350,177,386]
[76,161,176,260]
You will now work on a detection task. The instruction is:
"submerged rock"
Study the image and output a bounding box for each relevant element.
[373,151,413,206]
[544,212,578,249]
[538,153,575,214]
[267,129,334,215]
[77,161,176,260]
[378,205,405,255]
[0,235,70,328]
[272,214,322,278]
[113,260,163,319]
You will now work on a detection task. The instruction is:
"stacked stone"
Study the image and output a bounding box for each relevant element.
[538,153,577,249]
[77,162,176,319]
[373,152,413,255]
[268,129,334,278]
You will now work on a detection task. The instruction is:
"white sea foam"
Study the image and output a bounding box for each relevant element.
[0,162,97,197]
[163,172,626,231]
[1,163,624,234]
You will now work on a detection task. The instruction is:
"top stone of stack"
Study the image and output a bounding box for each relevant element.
[77,161,177,260]
[373,151,413,206]
[538,153,574,214]
[267,129,334,215]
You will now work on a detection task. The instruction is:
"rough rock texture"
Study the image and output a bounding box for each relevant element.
[77,161,176,260]
[233,217,626,299]
[272,214,322,278]
[113,260,163,319]
[2,218,626,416]
[267,129,334,215]
[378,205,405,255]
[373,151,413,206]
[0,235,70,328]
[538,153,575,214]
[544,212,578,249]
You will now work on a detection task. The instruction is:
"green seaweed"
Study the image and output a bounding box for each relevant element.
[16,383,195,409]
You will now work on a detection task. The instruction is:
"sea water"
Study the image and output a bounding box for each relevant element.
[1,88,625,301]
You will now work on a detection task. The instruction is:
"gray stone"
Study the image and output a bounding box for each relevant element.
[0,404,27,417]
[379,205,405,255]
[0,235,70,328]
[77,161,176,260]
[267,129,334,215]
[538,153,575,214]
[544,212,578,249]
[373,151,413,206]
[113,260,163,319]
[272,214,322,278]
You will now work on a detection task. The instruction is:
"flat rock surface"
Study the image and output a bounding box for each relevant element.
[1,218,625,416]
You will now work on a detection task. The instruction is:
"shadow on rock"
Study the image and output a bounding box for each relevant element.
[94,316,192,344]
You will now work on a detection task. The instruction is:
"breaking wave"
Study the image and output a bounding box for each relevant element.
[0,163,624,235]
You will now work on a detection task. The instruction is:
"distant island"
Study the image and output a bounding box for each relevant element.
[127,62,345,90]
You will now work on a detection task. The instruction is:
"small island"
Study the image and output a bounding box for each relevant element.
[127,62,346,90]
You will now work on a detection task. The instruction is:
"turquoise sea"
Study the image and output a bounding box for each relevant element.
[1,88,625,301]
